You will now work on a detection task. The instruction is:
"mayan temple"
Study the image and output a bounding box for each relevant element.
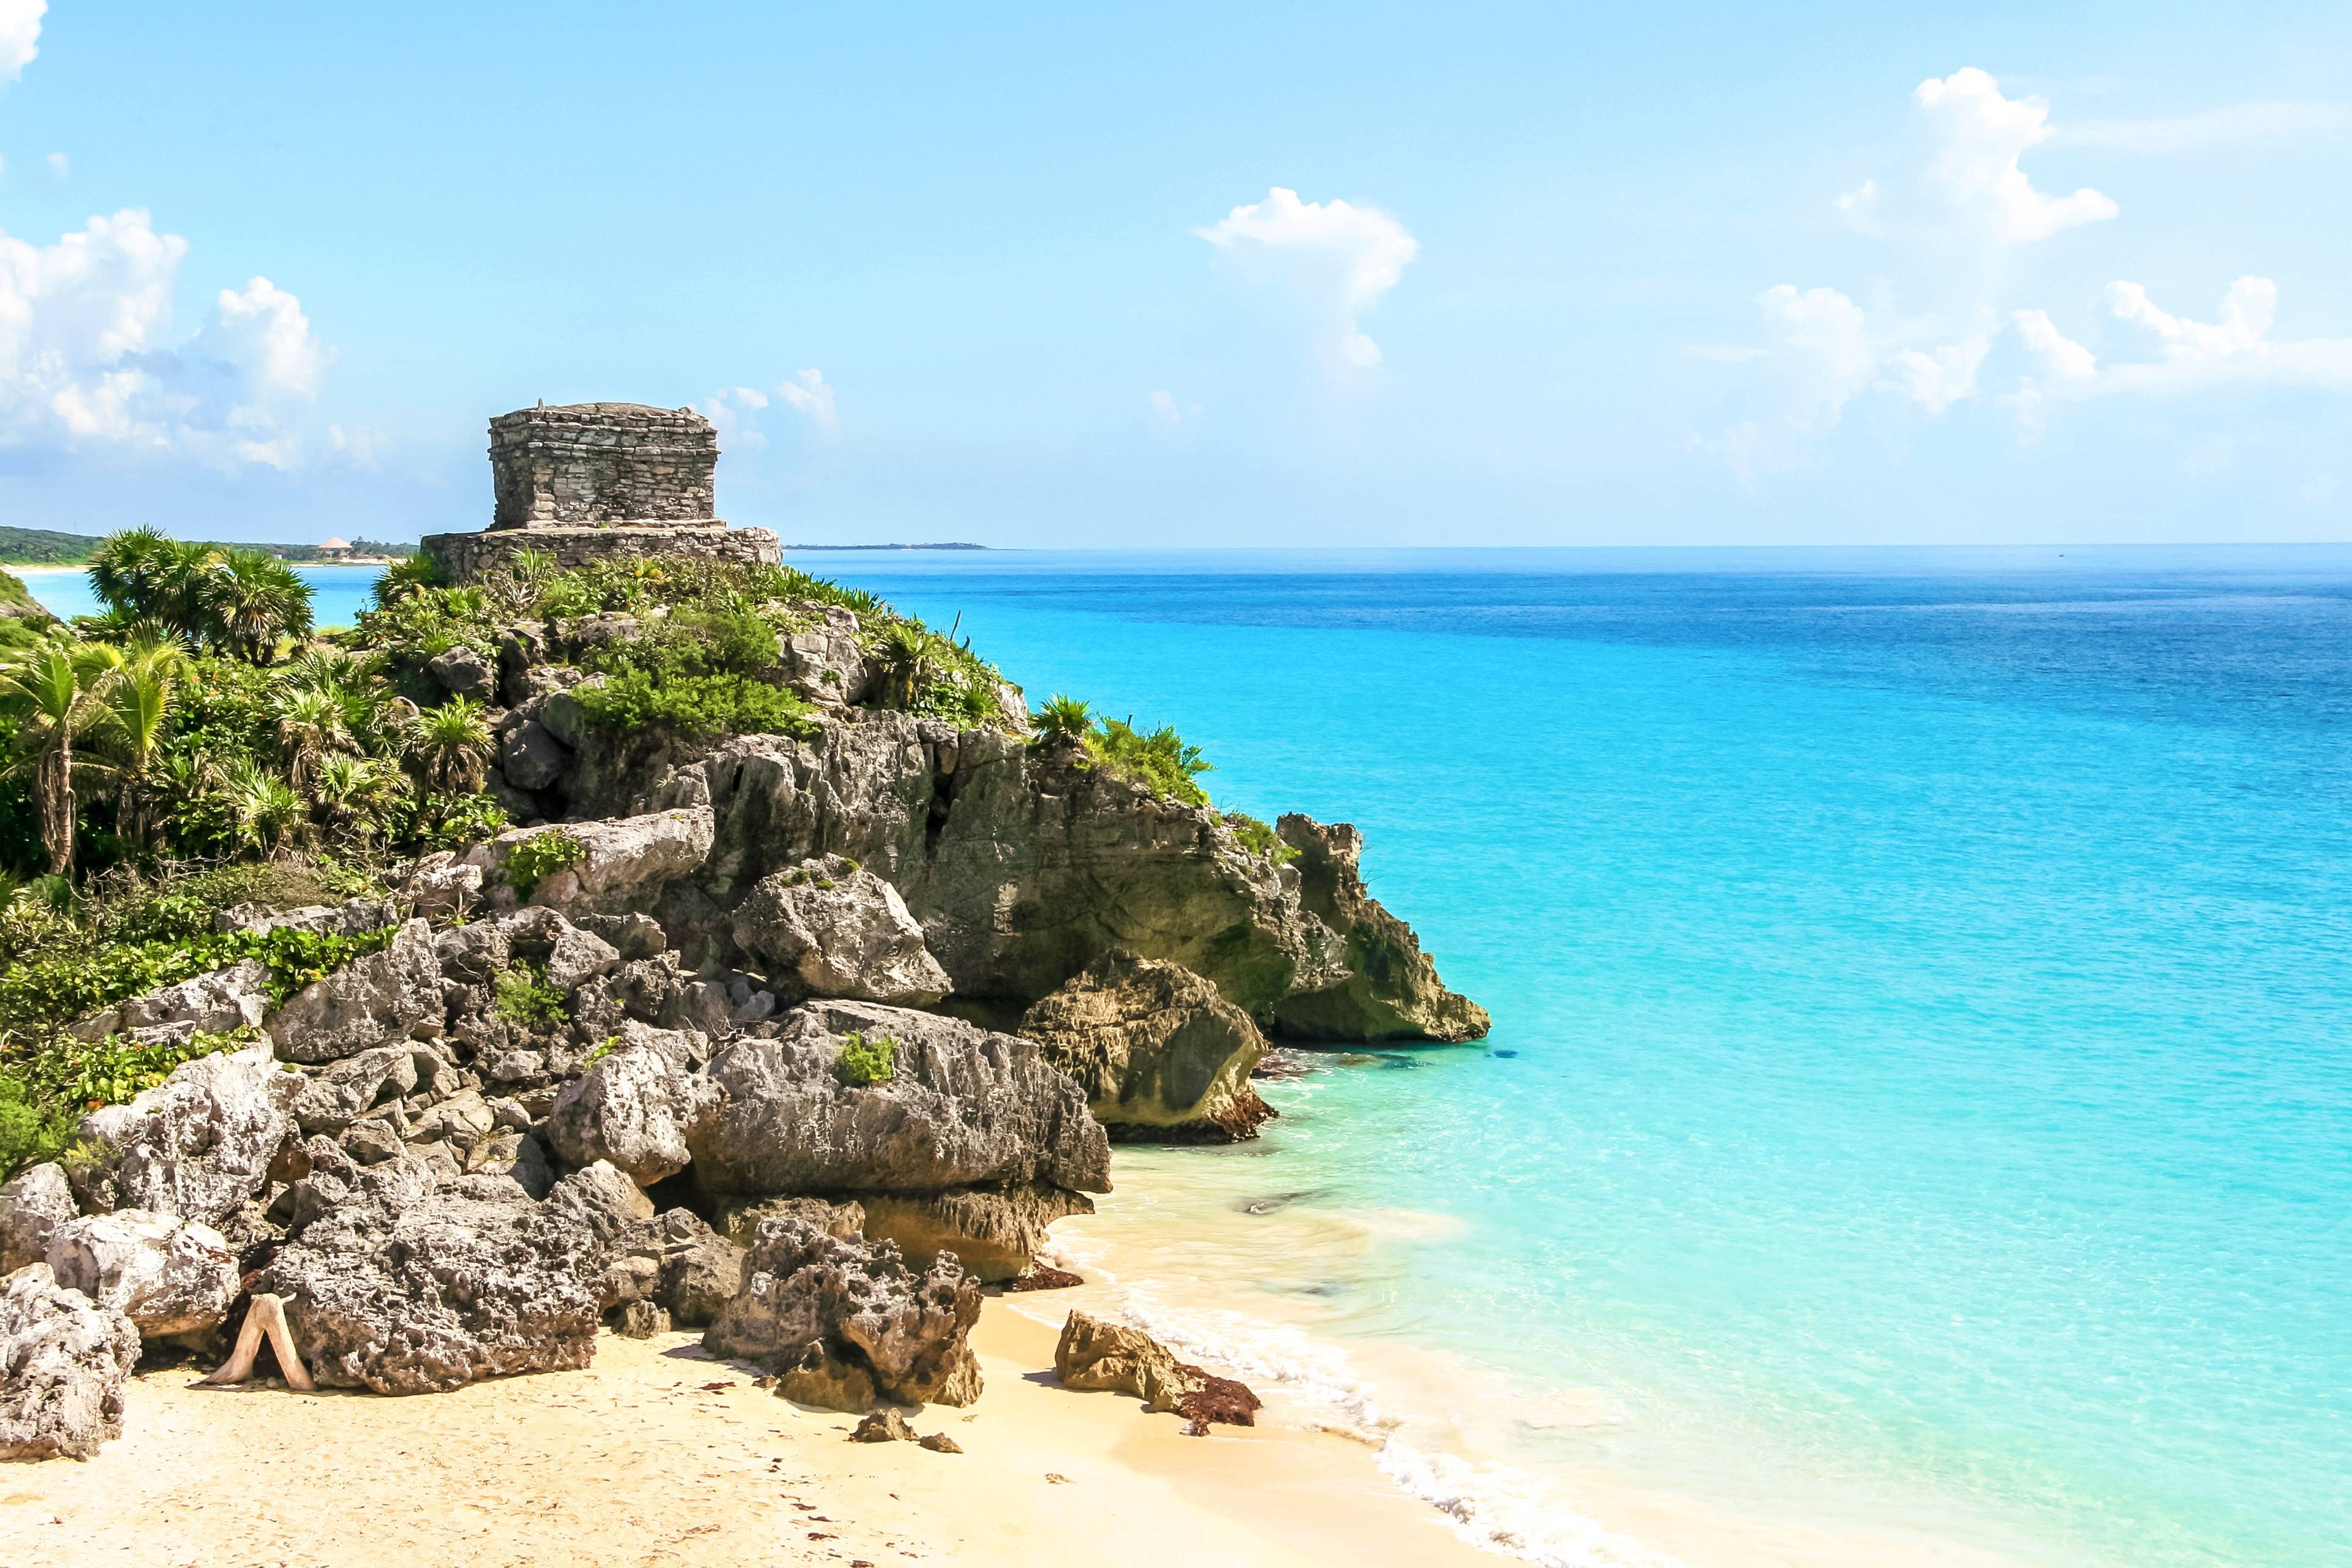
[420,401,781,581]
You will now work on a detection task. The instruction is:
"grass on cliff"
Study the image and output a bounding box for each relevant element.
[1033,695,1215,809]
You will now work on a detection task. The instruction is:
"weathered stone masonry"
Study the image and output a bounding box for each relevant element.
[422,402,780,582]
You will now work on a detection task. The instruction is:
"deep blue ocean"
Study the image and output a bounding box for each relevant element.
[15,546,2348,1566]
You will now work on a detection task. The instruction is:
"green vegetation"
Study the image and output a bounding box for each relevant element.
[835,1030,898,1086]
[503,828,588,900]
[0,524,413,568]
[492,962,569,1026]
[1225,813,1299,864]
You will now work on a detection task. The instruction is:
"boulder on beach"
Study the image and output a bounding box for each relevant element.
[1054,1310,1259,1432]
[45,1210,239,1339]
[75,1040,300,1227]
[0,1264,141,1462]
[0,1164,77,1276]
[1019,950,1273,1141]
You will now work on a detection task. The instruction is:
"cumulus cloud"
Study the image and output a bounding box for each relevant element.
[1883,335,1991,414]
[774,367,838,433]
[2011,309,2098,383]
[1912,68,2118,244]
[0,209,331,468]
[2015,278,2352,401]
[0,0,42,83]
[1196,186,1419,368]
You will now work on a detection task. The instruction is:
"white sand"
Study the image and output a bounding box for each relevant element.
[0,1305,1493,1568]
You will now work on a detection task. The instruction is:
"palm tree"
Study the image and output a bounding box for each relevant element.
[89,638,183,857]
[220,758,310,860]
[877,622,936,708]
[371,553,443,607]
[312,753,405,850]
[0,638,125,876]
[1034,694,1093,745]
[405,696,494,795]
[203,549,314,663]
[272,684,353,791]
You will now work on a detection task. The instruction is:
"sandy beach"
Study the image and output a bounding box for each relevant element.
[0,1301,1493,1568]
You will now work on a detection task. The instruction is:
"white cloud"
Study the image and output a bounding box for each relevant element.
[1757,285,1877,431]
[1913,68,2118,243]
[1196,186,1419,369]
[0,0,42,83]
[775,367,838,433]
[2011,278,2352,404]
[0,209,331,468]
[46,151,67,178]
[1884,335,1991,413]
[2061,101,2352,153]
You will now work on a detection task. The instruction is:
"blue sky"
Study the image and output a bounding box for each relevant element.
[2,2,2348,546]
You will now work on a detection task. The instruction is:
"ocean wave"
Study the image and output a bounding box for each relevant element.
[1038,1237,1686,1568]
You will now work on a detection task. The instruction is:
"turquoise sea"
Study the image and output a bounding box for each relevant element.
[15,546,2349,1566]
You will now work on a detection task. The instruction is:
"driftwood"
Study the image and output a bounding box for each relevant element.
[199,1292,315,1392]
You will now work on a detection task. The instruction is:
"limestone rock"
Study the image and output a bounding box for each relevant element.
[703,1216,982,1410]
[1054,1309,1257,1428]
[267,919,444,1065]
[850,1408,915,1442]
[688,1001,1109,1197]
[715,1194,866,1248]
[0,1164,75,1276]
[0,1264,141,1461]
[69,959,272,1046]
[545,1035,722,1186]
[261,1161,603,1395]
[1019,951,1273,1140]
[45,1210,238,1338]
[426,646,496,701]
[1273,816,1492,1042]
[75,1041,299,1227]
[290,1043,424,1136]
[499,717,571,791]
[492,807,713,916]
[648,1210,745,1328]
[544,924,622,992]
[731,855,951,1005]
[612,1300,670,1338]
[396,853,484,919]
[856,1184,1093,1283]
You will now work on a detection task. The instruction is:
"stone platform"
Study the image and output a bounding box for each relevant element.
[421,522,780,582]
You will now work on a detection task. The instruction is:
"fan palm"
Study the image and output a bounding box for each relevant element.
[0,638,126,876]
[88,638,184,857]
[312,753,405,850]
[405,696,494,795]
[203,549,314,663]
[273,684,353,790]
[220,758,311,859]
[1034,693,1093,744]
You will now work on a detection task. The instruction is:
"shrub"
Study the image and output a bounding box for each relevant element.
[1225,813,1299,864]
[492,962,568,1025]
[1,1027,254,1178]
[503,828,588,900]
[835,1030,897,1086]
[1088,717,1213,807]
[569,607,813,741]
[0,921,398,1041]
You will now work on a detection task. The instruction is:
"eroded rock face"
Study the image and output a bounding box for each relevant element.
[1019,951,1273,1140]
[268,919,445,1065]
[730,855,951,1005]
[545,1030,722,1186]
[1272,816,1491,1043]
[703,1216,982,1409]
[855,1185,1093,1283]
[1052,1308,1258,1429]
[714,1194,865,1248]
[0,1164,75,1276]
[75,1041,298,1227]
[260,1160,602,1395]
[648,1209,745,1327]
[45,1210,238,1338]
[0,1264,141,1461]
[688,1001,1109,1198]
[489,807,714,917]
[69,960,271,1046]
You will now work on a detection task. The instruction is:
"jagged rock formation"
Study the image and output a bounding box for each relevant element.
[1019,950,1272,1141]
[45,1211,239,1339]
[0,1164,75,1275]
[0,1265,141,1461]
[1054,1310,1260,1433]
[74,1041,299,1227]
[730,854,951,1005]
[69,960,270,1045]
[703,1216,982,1410]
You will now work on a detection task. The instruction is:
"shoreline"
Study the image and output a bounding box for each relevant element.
[0,1300,1493,1568]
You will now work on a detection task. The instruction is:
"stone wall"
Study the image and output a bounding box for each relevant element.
[421,524,781,583]
[490,404,718,529]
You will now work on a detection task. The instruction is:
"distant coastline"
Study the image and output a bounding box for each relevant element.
[0,524,416,567]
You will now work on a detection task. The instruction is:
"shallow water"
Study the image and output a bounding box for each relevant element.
[10,563,388,628]
[826,546,2351,1568]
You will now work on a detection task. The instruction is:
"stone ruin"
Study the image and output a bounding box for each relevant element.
[420,402,780,582]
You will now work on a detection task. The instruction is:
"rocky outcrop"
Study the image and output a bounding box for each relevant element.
[69,960,271,1045]
[646,1208,745,1327]
[714,1194,866,1247]
[1054,1310,1260,1432]
[75,1041,298,1226]
[703,1216,982,1410]
[730,854,951,1005]
[1019,951,1272,1140]
[855,1185,1093,1283]
[45,1211,238,1338]
[689,1001,1109,1198]
[545,1027,722,1186]
[1272,816,1490,1042]
[267,919,444,1065]
[0,1264,141,1461]
[0,1164,75,1275]
[261,1159,603,1394]
[485,807,714,917]
[775,608,872,707]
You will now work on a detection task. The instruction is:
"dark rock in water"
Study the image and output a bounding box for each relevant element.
[1272,816,1490,1043]
[0,1263,141,1461]
[1019,951,1273,1142]
[689,1001,1109,1199]
[850,1409,916,1442]
[1251,1048,1316,1082]
[1006,1266,1084,1293]
[1177,1373,1261,1433]
[703,1216,982,1411]
[260,1160,603,1394]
